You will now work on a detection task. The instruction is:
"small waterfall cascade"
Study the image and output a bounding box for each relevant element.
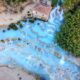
[48,5,64,24]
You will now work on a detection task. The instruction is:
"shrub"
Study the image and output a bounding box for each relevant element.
[29,18,35,23]
[1,40,4,43]
[9,23,18,30]
[7,27,11,30]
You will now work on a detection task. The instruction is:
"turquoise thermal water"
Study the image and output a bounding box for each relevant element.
[0,5,80,80]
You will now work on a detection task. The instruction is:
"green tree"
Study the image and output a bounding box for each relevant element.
[56,8,80,57]
[63,0,80,12]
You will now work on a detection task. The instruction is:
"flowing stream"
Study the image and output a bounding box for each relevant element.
[0,4,80,80]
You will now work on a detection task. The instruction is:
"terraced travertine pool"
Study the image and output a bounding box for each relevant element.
[0,5,80,80]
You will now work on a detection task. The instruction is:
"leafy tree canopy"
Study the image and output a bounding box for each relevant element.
[56,6,80,57]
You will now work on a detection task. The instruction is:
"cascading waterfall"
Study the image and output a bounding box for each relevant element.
[0,1,80,80]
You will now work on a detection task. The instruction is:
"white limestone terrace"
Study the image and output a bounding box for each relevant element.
[0,4,80,80]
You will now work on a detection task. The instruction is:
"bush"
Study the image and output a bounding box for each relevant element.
[56,8,80,57]
[51,0,58,7]
[17,21,23,28]
[4,0,27,6]
[9,23,18,30]
[18,38,21,41]
[1,40,4,43]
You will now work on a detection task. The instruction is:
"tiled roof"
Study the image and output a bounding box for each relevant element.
[33,3,52,16]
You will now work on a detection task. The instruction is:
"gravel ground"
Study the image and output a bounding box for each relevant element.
[0,66,36,80]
